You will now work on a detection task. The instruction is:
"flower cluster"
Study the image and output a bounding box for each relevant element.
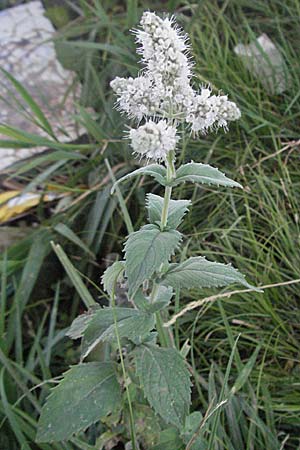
[129,120,178,161]
[110,11,241,161]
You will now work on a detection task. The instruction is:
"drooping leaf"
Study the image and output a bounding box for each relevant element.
[51,242,95,308]
[102,260,125,296]
[124,224,181,296]
[135,344,191,428]
[54,223,95,258]
[81,307,155,358]
[146,194,191,229]
[160,257,260,290]
[36,362,121,443]
[172,163,242,189]
[111,165,167,193]
[1,68,56,138]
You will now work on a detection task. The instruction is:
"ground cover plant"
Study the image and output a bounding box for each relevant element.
[0,1,300,449]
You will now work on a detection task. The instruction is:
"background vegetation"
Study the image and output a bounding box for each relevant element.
[0,0,300,448]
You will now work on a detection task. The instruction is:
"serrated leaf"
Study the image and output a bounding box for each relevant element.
[152,428,184,450]
[133,286,173,313]
[82,307,155,358]
[66,306,100,339]
[146,194,191,229]
[172,163,242,189]
[36,362,121,443]
[102,260,125,296]
[135,344,191,428]
[161,257,259,290]
[124,224,181,296]
[111,164,167,193]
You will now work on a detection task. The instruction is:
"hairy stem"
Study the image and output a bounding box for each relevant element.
[160,152,176,230]
[155,151,176,347]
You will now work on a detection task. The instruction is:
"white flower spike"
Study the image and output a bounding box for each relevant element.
[110,11,241,160]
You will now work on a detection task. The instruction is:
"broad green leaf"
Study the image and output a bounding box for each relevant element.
[133,286,173,313]
[81,307,155,358]
[135,344,191,428]
[111,165,167,193]
[125,224,181,296]
[152,428,184,450]
[161,257,260,290]
[36,362,121,442]
[146,194,191,229]
[173,163,242,189]
[101,260,125,296]
[66,306,100,340]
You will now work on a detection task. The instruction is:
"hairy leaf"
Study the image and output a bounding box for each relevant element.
[124,224,181,296]
[133,286,173,313]
[135,344,191,428]
[111,165,167,193]
[66,306,99,339]
[82,307,155,358]
[146,193,191,229]
[102,260,125,296]
[36,362,121,442]
[173,163,242,189]
[161,257,259,290]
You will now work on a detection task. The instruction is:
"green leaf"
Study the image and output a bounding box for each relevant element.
[1,68,56,139]
[181,412,208,450]
[230,345,261,395]
[101,260,125,296]
[36,362,121,443]
[81,307,155,358]
[146,194,191,229]
[125,224,181,296]
[51,242,95,308]
[152,428,184,450]
[66,306,100,340]
[111,165,167,193]
[161,257,259,290]
[54,223,95,258]
[133,286,173,313]
[135,344,191,428]
[173,163,242,189]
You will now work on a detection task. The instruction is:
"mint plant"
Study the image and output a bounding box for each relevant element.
[36,11,258,448]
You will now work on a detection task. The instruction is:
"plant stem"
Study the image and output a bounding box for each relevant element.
[111,284,137,450]
[160,186,172,230]
[155,151,176,347]
[160,151,176,230]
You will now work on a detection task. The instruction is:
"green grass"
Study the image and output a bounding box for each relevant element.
[1,0,300,448]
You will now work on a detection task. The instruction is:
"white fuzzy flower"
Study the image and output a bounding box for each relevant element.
[129,120,178,161]
[110,76,161,120]
[186,87,241,133]
[110,11,241,134]
[136,12,192,84]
